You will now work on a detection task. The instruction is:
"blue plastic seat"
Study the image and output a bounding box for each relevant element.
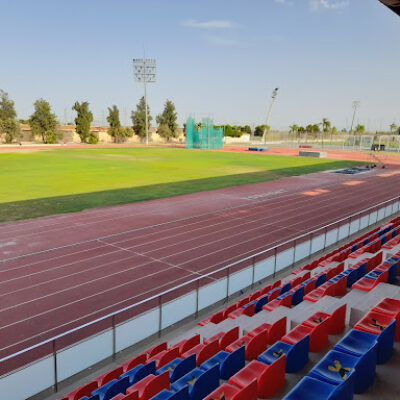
[280,282,291,295]
[364,270,384,281]
[341,269,358,288]
[120,361,156,385]
[255,295,269,313]
[101,377,129,400]
[79,396,99,400]
[354,262,367,280]
[157,355,196,383]
[282,376,353,400]
[316,273,327,287]
[150,386,189,400]
[334,330,378,393]
[171,365,219,400]
[382,259,398,283]
[291,286,304,306]
[309,350,364,394]
[91,379,118,400]
[258,335,309,373]
[200,346,245,379]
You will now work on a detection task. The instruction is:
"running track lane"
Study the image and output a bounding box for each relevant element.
[1,167,400,374]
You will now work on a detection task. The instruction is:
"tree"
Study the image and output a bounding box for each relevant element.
[355,124,365,135]
[0,90,21,143]
[289,124,299,137]
[331,127,338,135]
[0,119,21,144]
[0,90,17,120]
[131,96,152,139]
[107,105,133,143]
[157,125,174,141]
[254,125,270,137]
[243,125,251,134]
[72,101,93,143]
[390,123,398,133]
[322,118,331,134]
[224,125,242,137]
[29,99,59,143]
[156,100,178,137]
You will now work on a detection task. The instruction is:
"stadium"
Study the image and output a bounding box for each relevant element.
[1,1,400,400]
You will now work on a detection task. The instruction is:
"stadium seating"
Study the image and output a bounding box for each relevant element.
[62,215,400,400]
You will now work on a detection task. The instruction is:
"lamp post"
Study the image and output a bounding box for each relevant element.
[133,58,156,145]
[262,88,279,144]
[349,100,360,148]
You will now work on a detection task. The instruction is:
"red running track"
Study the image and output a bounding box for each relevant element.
[1,166,400,373]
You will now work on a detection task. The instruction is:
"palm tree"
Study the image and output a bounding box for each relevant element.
[390,123,397,134]
[322,118,331,133]
[289,124,299,139]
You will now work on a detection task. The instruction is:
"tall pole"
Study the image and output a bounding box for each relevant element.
[349,100,360,148]
[263,88,279,144]
[143,60,149,146]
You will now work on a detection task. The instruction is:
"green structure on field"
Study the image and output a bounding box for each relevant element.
[186,117,223,149]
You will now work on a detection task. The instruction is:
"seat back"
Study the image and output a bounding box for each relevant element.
[98,366,124,385]
[192,365,220,400]
[268,316,287,345]
[221,346,245,380]
[141,371,170,400]
[329,304,346,334]
[121,353,148,373]
[315,273,326,287]
[280,282,291,295]
[171,354,196,383]
[232,379,258,400]
[210,310,224,324]
[246,330,267,360]
[132,361,156,385]
[197,340,220,366]
[104,377,130,400]
[259,355,286,398]
[180,334,200,355]
[220,327,240,350]
[147,342,168,358]
[67,381,98,400]
[222,304,237,319]
[158,348,180,369]
[254,295,269,313]
[291,286,304,306]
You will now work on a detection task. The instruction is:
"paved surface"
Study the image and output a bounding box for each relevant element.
[1,165,400,374]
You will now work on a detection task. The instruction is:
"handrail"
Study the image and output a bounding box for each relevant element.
[0,194,398,366]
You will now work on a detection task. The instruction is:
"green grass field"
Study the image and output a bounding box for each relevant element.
[0,147,361,222]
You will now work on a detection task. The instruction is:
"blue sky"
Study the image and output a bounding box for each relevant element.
[0,0,399,131]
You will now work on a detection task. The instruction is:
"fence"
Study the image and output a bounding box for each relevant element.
[1,196,400,400]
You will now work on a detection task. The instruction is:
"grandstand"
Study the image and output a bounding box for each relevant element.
[36,213,400,400]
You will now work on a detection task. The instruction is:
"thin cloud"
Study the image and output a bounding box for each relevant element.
[203,35,235,46]
[182,19,233,29]
[274,0,294,6]
[309,0,349,10]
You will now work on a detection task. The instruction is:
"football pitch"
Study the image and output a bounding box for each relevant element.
[0,147,361,222]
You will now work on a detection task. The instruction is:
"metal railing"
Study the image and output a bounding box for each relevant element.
[1,195,399,389]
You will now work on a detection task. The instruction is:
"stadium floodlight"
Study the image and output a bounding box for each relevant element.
[349,100,360,139]
[133,58,157,145]
[262,87,279,144]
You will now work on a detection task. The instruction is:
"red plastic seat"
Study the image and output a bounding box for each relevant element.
[354,311,394,335]
[303,279,316,294]
[204,327,240,350]
[304,282,335,302]
[110,392,139,400]
[302,304,346,335]
[290,276,302,288]
[182,339,220,366]
[126,371,169,400]
[236,296,251,308]
[222,304,238,319]
[366,252,383,272]
[282,319,329,352]
[260,285,272,295]
[372,298,400,341]
[263,294,292,311]
[169,334,200,356]
[272,280,281,289]
[120,353,148,373]
[198,310,224,326]
[229,357,286,399]
[301,271,311,282]
[334,275,347,297]
[249,290,262,301]
[226,331,267,361]
[228,303,255,319]
[147,348,180,369]
[62,381,98,400]
[247,317,286,345]
[145,342,168,358]
[203,381,257,400]
[94,366,124,386]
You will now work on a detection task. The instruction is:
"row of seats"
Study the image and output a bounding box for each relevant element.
[283,297,400,400]
[61,215,400,400]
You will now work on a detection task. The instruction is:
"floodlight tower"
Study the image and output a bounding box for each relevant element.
[263,87,279,144]
[133,58,156,145]
[349,100,360,137]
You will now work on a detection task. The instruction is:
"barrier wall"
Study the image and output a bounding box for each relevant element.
[2,198,400,400]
